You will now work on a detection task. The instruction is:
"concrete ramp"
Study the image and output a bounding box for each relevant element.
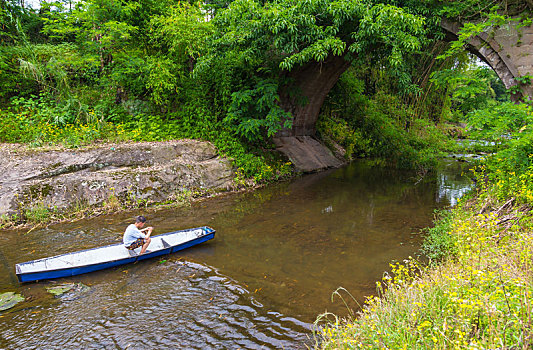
[273,136,345,173]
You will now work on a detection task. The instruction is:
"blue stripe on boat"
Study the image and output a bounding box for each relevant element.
[15,226,215,282]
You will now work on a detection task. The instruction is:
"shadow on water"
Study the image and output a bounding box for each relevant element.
[0,160,473,349]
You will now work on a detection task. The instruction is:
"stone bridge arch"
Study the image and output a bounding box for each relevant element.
[440,18,533,102]
[274,19,533,172]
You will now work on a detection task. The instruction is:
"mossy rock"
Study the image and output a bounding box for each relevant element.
[46,283,90,300]
[0,292,25,311]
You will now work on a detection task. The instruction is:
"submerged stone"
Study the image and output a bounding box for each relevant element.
[46,283,90,300]
[0,292,25,311]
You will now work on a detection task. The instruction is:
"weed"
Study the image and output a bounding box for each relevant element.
[23,202,51,224]
[421,209,457,263]
[103,187,121,211]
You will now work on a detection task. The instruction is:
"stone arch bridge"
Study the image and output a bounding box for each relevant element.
[275,19,533,172]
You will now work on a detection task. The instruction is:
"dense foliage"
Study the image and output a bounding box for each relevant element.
[0,0,291,181]
[0,0,443,173]
[0,0,530,175]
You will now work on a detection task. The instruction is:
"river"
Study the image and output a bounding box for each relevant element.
[0,160,473,349]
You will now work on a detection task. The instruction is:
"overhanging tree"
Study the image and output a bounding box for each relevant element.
[195,0,429,141]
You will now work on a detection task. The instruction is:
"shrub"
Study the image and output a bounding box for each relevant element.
[422,210,457,263]
[473,128,533,203]
[466,102,532,141]
[316,115,371,159]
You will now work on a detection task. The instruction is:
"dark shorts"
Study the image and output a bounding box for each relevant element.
[126,238,145,250]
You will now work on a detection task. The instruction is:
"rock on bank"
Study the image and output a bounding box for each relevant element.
[0,140,235,217]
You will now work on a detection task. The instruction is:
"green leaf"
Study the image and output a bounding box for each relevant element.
[46,282,90,299]
[0,292,24,311]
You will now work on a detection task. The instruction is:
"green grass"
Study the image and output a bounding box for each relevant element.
[421,209,457,264]
[23,202,52,224]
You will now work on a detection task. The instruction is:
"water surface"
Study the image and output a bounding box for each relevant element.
[0,160,473,349]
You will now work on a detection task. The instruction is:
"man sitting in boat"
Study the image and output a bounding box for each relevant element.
[123,216,153,254]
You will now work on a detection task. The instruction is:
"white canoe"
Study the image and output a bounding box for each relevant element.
[16,226,215,282]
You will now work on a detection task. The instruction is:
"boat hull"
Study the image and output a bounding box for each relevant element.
[16,227,215,283]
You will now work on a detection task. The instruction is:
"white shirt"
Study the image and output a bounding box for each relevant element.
[123,224,146,247]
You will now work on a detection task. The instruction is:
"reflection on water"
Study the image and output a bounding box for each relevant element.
[0,160,472,349]
[435,160,475,206]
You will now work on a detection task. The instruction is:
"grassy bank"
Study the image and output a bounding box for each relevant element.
[316,100,533,348]
[0,100,293,183]
[316,192,533,348]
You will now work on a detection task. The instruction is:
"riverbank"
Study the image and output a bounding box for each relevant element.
[0,140,244,229]
[317,192,533,348]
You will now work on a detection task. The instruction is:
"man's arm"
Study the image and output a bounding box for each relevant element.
[141,226,153,238]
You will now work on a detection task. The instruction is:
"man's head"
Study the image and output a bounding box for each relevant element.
[135,215,147,228]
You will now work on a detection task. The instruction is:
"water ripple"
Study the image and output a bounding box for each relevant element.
[0,260,312,349]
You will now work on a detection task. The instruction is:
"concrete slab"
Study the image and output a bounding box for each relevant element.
[273,136,345,173]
